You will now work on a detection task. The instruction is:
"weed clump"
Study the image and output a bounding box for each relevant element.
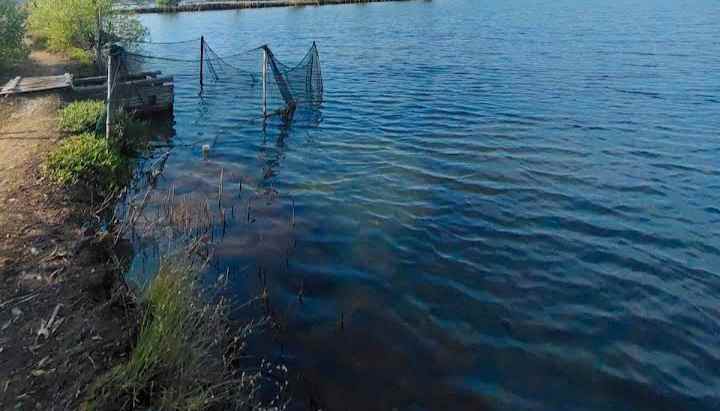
[45,133,128,193]
[83,256,268,411]
[59,100,105,134]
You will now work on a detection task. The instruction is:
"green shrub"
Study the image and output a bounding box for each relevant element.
[157,0,180,6]
[27,0,145,56]
[0,0,29,68]
[59,100,106,134]
[68,47,94,65]
[28,0,107,53]
[45,133,128,192]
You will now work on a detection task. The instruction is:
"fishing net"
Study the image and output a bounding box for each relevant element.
[102,38,323,122]
[203,40,323,119]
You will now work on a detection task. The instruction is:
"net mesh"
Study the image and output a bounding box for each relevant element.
[104,38,323,122]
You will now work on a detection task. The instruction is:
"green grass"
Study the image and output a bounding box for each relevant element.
[58,100,106,134]
[83,258,234,411]
[45,133,129,193]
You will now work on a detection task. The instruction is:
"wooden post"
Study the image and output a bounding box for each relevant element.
[200,36,204,89]
[262,47,267,117]
[106,53,112,138]
[95,4,102,73]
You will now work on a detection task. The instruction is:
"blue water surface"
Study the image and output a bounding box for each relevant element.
[128,0,720,409]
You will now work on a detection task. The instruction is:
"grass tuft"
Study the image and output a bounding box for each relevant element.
[84,256,237,411]
[59,100,106,134]
[45,133,129,194]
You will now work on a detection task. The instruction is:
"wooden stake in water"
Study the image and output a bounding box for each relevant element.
[262,47,268,117]
[200,36,205,90]
[291,197,295,227]
[105,53,112,139]
[218,167,224,209]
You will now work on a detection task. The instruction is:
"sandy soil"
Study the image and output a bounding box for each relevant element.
[0,50,71,204]
[0,52,137,410]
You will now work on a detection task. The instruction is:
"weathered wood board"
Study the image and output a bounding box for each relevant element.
[1,72,174,113]
[73,73,174,113]
[0,74,73,96]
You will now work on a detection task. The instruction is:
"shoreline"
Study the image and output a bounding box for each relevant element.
[123,0,414,14]
[0,47,292,409]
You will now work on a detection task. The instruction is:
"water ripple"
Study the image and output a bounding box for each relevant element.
[134,0,720,409]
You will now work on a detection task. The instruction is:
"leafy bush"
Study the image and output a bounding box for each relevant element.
[45,133,128,192]
[68,47,94,65]
[59,100,106,134]
[28,0,108,53]
[27,0,145,56]
[0,0,29,68]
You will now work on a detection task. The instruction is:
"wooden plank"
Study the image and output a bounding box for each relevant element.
[74,76,174,94]
[73,71,161,86]
[4,77,21,91]
[18,75,67,85]
[15,82,72,93]
[1,77,22,95]
[1,74,73,95]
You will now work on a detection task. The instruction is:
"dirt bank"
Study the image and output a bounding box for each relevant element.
[0,52,137,410]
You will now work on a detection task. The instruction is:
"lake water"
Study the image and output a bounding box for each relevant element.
[129,0,720,409]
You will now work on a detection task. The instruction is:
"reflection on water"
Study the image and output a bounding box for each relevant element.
[124,0,720,410]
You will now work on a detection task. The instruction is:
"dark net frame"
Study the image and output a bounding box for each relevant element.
[106,38,323,123]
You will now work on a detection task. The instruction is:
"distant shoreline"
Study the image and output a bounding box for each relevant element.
[124,0,415,14]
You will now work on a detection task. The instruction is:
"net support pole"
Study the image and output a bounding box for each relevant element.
[105,53,112,138]
[95,5,101,73]
[262,47,268,117]
[200,36,205,89]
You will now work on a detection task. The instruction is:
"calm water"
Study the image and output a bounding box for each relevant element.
[129,1,720,409]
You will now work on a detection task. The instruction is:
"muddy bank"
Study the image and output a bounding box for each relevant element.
[124,0,414,14]
[0,128,138,410]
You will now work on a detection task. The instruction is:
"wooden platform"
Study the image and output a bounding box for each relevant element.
[0,74,73,96]
[73,72,174,113]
